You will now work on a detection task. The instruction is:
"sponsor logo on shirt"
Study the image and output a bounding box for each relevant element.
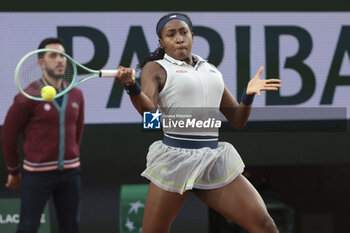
[176,70,188,73]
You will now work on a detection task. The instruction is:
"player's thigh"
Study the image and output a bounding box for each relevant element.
[195,174,275,232]
[142,182,189,233]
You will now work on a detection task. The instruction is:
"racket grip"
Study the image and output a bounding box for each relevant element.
[99,70,120,77]
[100,69,135,77]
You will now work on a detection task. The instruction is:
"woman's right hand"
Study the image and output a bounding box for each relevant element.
[115,67,136,86]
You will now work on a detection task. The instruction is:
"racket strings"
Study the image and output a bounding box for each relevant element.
[17,52,75,98]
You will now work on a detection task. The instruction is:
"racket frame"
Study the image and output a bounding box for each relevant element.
[14,48,113,101]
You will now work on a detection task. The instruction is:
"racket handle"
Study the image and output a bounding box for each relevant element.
[99,70,120,77]
[99,69,135,77]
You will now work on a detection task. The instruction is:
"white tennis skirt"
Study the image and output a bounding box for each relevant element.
[141,140,245,194]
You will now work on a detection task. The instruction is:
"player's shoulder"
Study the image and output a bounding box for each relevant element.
[23,81,41,94]
[15,81,40,104]
[141,61,166,79]
[14,92,33,104]
[143,61,164,71]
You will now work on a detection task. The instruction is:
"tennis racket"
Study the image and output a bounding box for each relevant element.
[14,48,133,101]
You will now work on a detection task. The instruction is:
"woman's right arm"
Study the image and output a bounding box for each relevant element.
[115,62,165,116]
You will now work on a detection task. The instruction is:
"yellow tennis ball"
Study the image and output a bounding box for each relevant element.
[41,86,56,102]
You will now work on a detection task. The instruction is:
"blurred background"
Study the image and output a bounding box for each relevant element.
[1,1,350,233]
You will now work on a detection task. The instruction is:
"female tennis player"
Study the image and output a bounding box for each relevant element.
[116,13,281,233]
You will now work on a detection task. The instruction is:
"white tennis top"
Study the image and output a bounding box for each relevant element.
[156,53,225,136]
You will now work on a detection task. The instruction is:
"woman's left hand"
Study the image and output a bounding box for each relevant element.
[246,66,282,96]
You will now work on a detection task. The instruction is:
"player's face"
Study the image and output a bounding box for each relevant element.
[40,43,67,79]
[160,19,194,63]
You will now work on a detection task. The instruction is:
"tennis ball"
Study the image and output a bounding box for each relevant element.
[41,86,56,102]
